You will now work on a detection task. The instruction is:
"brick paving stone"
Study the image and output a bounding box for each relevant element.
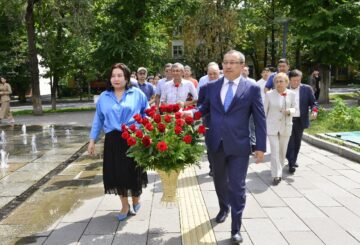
[264,207,309,232]
[281,231,324,245]
[243,218,288,245]
[302,217,359,245]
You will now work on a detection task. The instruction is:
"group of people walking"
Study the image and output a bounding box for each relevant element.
[88,49,318,244]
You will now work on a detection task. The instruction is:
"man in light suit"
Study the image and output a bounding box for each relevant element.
[198,50,266,243]
[286,69,317,173]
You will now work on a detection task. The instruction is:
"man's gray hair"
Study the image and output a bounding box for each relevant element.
[289,69,303,79]
[172,62,184,71]
[225,50,245,63]
[207,62,220,71]
[164,63,173,69]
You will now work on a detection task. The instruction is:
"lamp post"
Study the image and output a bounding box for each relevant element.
[276,17,292,59]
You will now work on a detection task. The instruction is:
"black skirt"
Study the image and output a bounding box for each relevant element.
[103,130,147,197]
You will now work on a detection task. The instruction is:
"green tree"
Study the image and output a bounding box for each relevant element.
[283,0,360,103]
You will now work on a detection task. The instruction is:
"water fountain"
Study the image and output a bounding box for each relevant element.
[0,130,6,144]
[31,134,38,153]
[22,124,27,135]
[51,127,57,145]
[65,129,71,136]
[23,135,28,145]
[0,149,9,168]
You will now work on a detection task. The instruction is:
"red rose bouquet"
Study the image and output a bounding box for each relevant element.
[123,104,205,173]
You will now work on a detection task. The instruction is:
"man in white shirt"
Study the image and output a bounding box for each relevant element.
[160,63,198,107]
[155,63,173,107]
[257,67,271,104]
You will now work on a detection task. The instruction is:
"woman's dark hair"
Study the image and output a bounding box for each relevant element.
[106,63,132,91]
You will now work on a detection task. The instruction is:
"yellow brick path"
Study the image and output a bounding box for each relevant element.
[177,166,217,245]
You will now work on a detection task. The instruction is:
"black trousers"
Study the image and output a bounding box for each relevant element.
[286,118,304,168]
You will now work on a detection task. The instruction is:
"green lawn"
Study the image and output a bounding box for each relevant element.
[329,92,360,101]
[13,107,95,116]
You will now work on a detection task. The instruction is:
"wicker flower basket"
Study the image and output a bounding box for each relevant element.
[157,169,180,202]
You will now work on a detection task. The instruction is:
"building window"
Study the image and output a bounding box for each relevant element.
[173,45,183,58]
[172,40,184,59]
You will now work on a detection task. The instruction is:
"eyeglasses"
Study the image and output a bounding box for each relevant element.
[137,72,146,75]
[222,61,243,66]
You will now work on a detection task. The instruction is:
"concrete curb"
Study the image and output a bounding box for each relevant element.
[302,133,360,163]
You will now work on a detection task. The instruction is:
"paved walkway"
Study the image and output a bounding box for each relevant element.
[0,111,360,244]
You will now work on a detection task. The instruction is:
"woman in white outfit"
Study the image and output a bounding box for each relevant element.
[264,73,296,185]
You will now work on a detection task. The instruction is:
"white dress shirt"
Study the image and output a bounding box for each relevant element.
[160,79,198,104]
[291,86,300,117]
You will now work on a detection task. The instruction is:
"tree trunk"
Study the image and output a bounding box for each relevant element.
[25,0,42,115]
[50,75,57,110]
[295,42,301,69]
[263,37,268,68]
[319,64,330,104]
[270,0,276,67]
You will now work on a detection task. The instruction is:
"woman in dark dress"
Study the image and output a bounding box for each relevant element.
[88,63,148,221]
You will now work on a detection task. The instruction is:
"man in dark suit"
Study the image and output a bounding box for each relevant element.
[198,50,266,243]
[286,69,318,173]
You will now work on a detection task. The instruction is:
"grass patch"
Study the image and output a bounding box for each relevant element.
[13,107,95,116]
[306,99,360,152]
[329,92,360,100]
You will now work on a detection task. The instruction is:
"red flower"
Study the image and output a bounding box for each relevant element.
[174,126,182,135]
[133,114,142,123]
[164,114,172,123]
[172,104,181,112]
[174,83,180,88]
[127,137,137,146]
[185,116,194,125]
[145,123,154,131]
[148,110,156,118]
[121,131,130,139]
[145,108,154,116]
[194,111,202,120]
[159,104,168,113]
[153,114,162,123]
[183,135,192,144]
[166,104,174,113]
[312,107,318,113]
[175,112,182,119]
[129,124,137,132]
[175,119,185,127]
[281,92,287,96]
[121,124,128,132]
[135,130,143,138]
[141,136,152,147]
[183,105,195,111]
[198,125,206,134]
[141,117,150,126]
[157,141,168,152]
[157,123,166,133]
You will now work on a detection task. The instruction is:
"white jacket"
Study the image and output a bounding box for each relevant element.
[264,89,296,136]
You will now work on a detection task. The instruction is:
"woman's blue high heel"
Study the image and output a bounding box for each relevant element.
[116,205,131,221]
[133,203,141,213]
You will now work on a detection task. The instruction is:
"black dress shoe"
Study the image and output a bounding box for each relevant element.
[208,170,213,177]
[215,210,229,223]
[294,163,299,168]
[231,232,243,243]
[289,167,296,174]
[273,177,281,185]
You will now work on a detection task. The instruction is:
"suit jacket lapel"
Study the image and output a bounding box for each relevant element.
[213,77,224,110]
